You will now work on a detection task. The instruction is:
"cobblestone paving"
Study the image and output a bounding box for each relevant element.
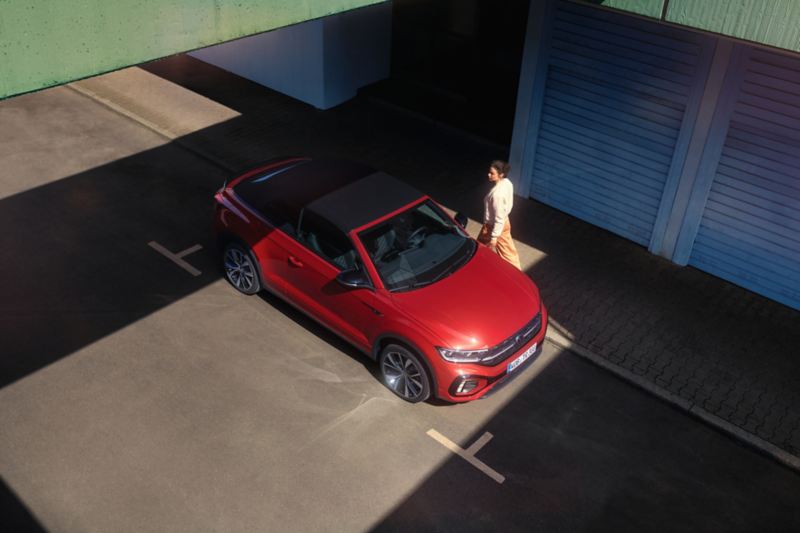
[123,56,800,458]
[516,207,800,455]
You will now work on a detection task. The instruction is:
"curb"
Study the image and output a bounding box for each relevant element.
[66,82,237,174]
[544,322,800,473]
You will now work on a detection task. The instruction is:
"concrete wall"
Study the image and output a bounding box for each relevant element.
[190,19,328,107]
[595,0,663,18]
[190,2,392,110]
[0,0,386,100]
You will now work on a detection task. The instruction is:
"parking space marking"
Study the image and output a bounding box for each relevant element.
[427,429,505,484]
[148,241,203,277]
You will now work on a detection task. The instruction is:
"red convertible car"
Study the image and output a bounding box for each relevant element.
[214,157,547,402]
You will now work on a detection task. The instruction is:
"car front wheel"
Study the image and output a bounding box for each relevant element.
[379,344,431,403]
[222,242,261,295]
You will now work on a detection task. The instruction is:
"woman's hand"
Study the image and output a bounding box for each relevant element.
[488,238,498,252]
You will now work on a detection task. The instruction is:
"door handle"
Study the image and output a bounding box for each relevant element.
[362,302,383,316]
[288,256,303,267]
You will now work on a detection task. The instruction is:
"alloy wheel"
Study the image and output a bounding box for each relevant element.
[382,350,425,400]
[224,247,257,293]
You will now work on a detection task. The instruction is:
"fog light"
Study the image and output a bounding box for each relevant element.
[457,380,479,394]
[451,376,488,397]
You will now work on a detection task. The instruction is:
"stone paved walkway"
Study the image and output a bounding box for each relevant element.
[73,55,800,467]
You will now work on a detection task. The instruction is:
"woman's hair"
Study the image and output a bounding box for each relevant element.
[490,160,511,177]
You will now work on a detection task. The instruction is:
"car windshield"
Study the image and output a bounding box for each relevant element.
[358,200,476,292]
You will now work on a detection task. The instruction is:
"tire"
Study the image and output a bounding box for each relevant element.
[379,344,431,403]
[222,242,262,295]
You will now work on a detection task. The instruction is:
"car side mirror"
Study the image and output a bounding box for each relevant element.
[454,212,468,228]
[336,268,372,290]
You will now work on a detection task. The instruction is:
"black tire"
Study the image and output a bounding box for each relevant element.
[379,344,431,403]
[222,242,262,295]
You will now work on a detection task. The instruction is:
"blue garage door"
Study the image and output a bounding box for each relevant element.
[689,47,800,310]
[531,1,710,246]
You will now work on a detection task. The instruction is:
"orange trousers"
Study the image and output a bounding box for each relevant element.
[478,220,521,270]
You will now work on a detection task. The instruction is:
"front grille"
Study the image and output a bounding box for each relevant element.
[480,311,542,366]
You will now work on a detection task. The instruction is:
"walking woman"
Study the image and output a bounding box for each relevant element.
[478,160,522,270]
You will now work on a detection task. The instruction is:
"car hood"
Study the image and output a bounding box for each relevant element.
[389,245,541,350]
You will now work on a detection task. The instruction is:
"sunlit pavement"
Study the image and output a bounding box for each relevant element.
[1,66,798,532]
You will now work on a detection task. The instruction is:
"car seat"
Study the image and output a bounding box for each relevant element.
[372,228,397,261]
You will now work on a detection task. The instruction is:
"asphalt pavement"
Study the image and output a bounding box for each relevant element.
[0,62,798,532]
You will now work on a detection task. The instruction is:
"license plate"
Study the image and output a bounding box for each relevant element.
[507,343,537,374]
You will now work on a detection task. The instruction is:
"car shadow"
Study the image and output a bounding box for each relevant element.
[254,288,380,381]
[253,287,453,407]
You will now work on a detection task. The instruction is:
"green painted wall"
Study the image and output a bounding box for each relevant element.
[593,0,663,19]
[576,0,800,53]
[667,0,800,52]
[0,0,385,99]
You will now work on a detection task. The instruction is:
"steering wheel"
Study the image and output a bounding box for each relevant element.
[407,226,427,248]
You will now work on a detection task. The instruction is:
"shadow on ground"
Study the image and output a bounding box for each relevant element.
[371,352,800,532]
[0,477,45,533]
[0,130,225,389]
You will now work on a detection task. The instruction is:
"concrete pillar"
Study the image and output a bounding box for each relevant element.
[189,2,392,110]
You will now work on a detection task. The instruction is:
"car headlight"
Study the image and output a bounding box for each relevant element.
[436,307,543,365]
[436,347,489,363]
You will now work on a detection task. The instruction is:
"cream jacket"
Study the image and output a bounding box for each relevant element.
[484,178,514,239]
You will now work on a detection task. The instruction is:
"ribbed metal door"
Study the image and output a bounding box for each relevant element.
[689,47,800,310]
[530,1,710,246]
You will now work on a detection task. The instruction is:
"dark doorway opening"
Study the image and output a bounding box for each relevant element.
[364,0,530,146]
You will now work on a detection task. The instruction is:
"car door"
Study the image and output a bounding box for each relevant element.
[251,198,310,304]
[277,209,384,351]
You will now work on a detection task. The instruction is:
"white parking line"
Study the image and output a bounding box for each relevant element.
[427,429,505,484]
[148,241,203,277]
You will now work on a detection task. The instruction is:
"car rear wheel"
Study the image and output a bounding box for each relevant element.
[379,344,431,403]
[223,242,261,295]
